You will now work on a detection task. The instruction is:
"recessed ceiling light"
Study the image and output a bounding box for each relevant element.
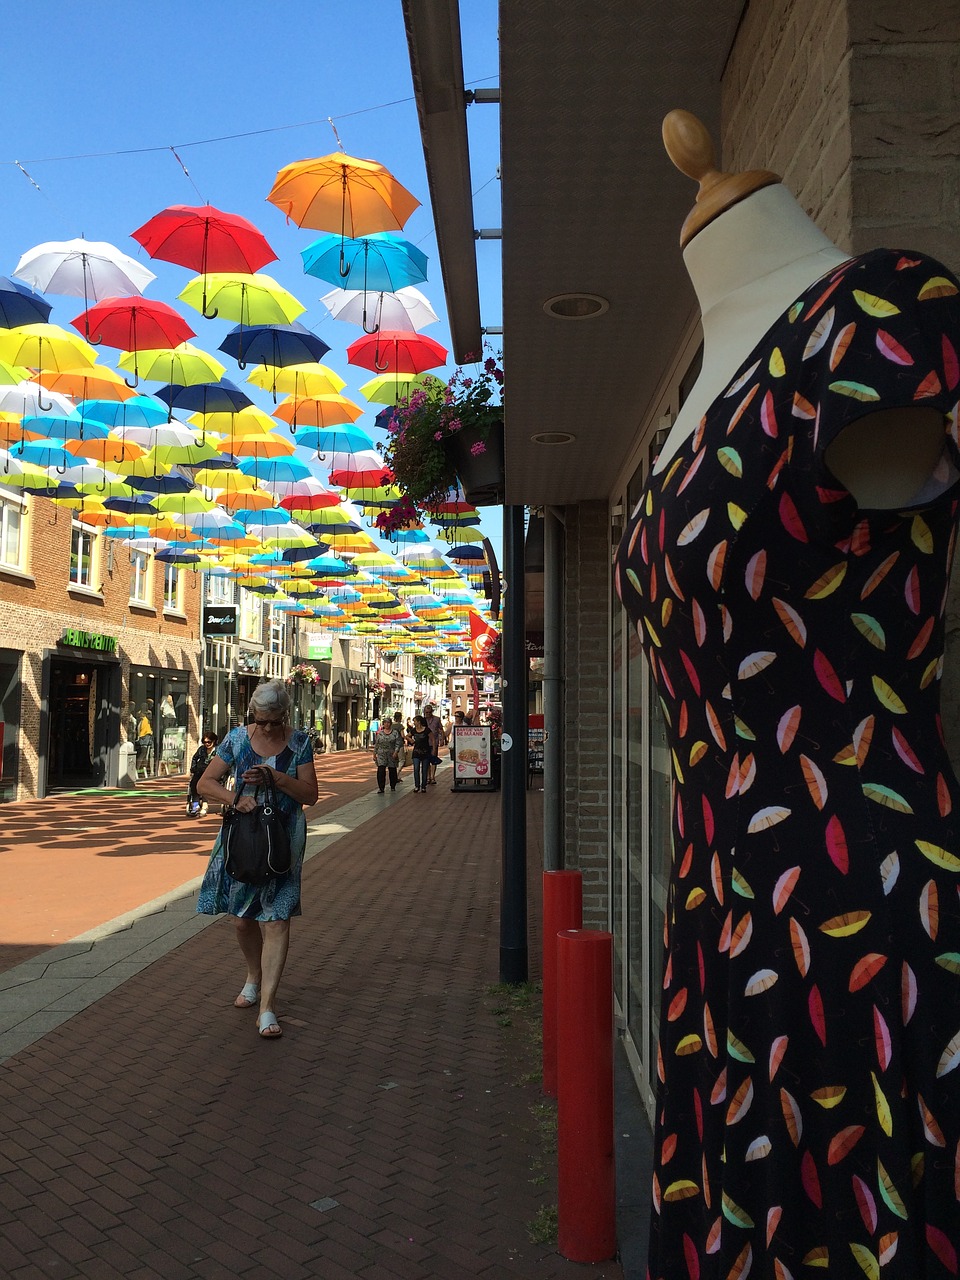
[531,431,576,445]
[543,293,609,319]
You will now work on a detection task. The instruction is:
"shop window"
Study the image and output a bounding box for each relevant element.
[163,563,181,612]
[0,488,25,570]
[69,522,97,589]
[130,550,150,603]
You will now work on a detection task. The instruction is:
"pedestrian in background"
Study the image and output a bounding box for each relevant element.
[187,730,218,816]
[196,679,318,1040]
[410,715,432,792]
[371,716,404,793]
[423,703,445,786]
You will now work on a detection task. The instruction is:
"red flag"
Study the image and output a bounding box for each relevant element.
[469,611,498,671]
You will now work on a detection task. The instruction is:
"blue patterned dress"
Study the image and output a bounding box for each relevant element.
[196,725,313,921]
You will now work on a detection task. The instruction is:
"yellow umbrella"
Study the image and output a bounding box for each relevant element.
[215,485,276,511]
[190,406,278,435]
[178,273,306,325]
[358,372,441,405]
[0,323,98,371]
[247,362,345,396]
[217,432,295,458]
[118,342,225,385]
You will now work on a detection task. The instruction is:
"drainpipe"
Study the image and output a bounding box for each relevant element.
[500,503,528,984]
[543,506,565,871]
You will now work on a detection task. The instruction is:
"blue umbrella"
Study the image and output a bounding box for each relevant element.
[12,440,76,469]
[292,425,373,454]
[76,396,170,429]
[237,455,313,483]
[22,413,109,442]
[0,276,53,328]
[218,321,330,371]
[154,379,254,415]
[301,233,427,294]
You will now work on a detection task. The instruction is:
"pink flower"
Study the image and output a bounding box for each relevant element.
[434,431,443,441]
[470,441,487,456]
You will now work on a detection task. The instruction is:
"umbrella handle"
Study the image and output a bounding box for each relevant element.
[124,373,139,389]
[374,351,390,372]
[202,303,220,321]
[36,392,53,413]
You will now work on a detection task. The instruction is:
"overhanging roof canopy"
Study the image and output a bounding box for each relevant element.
[404,0,744,506]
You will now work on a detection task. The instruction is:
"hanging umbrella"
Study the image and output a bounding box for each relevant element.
[267,151,419,240]
[0,380,76,418]
[72,296,194,357]
[319,284,437,333]
[179,272,305,327]
[130,204,277,316]
[346,329,447,375]
[246,361,345,398]
[301,233,428,314]
[118,343,225,386]
[0,324,97,372]
[275,395,364,430]
[359,371,442,405]
[0,276,53,328]
[65,434,148,467]
[22,412,106,443]
[292,424,373,456]
[38,365,136,404]
[218,321,330,372]
[154,379,253,415]
[76,394,169,429]
[236,455,314,484]
[13,238,156,312]
[217,432,295,459]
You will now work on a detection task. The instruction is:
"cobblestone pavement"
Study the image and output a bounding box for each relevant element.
[0,752,626,1278]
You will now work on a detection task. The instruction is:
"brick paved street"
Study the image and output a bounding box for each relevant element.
[0,751,628,1278]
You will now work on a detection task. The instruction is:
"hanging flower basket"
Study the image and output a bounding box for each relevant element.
[441,417,504,506]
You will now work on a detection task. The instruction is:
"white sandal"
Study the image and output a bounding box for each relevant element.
[234,982,259,1009]
[257,1011,282,1038]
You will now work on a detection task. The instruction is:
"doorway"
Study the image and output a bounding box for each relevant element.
[48,659,97,788]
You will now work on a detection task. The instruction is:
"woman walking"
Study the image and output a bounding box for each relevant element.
[371,716,404,793]
[196,680,318,1039]
[409,715,432,793]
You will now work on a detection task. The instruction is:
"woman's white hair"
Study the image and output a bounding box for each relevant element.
[248,679,292,721]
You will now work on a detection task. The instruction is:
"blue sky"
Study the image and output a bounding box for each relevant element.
[0,0,503,558]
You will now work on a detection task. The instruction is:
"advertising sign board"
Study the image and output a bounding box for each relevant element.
[452,725,496,790]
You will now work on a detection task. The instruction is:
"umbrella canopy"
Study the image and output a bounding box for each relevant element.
[246,361,345,397]
[319,284,437,333]
[0,380,76,418]
[275,395,364,430]
[72,296,194,353]
[0,276,53,328]
[346,329,447,375]
[38,365,135,402]
[301,232,427,294]
[118,343,225,386]
[178,273,305,326]
[0,323,97,371]
[359,371,442,405]
[267,152,419,236]
[131,204,276,274]
[13,237,155,302]
[154,378,254,415]
[218,321,330,371]
[191,406,278,436]
[76,395,169,429]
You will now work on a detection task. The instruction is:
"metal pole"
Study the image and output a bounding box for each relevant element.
[500,503,528,984]
[543,507,564,871]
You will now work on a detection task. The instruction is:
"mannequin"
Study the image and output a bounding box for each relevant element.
[657,110,948,507]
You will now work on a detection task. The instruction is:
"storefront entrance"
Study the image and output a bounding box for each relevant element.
[48,658,112,790]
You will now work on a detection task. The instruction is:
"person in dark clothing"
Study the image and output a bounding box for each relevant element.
[409,715,432,793]
[187,731,219,816]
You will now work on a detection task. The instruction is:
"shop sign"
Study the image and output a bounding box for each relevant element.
[525,631,545,657]
[203,605,238,637]
[452,724,495,789]
[61,627,117,654]
[306,631,333,660]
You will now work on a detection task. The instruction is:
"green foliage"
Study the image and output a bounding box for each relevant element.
[414,654,445,684]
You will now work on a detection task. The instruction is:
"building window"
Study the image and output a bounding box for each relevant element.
[240,589,263,642]
[130,550,150,603]
[163,563,180,612]
[69,523,96,589]
[0,489,25,570]
[205,572,235,605]
[269,606,285,654]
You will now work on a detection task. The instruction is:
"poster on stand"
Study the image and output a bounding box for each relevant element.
[452,725,495,789]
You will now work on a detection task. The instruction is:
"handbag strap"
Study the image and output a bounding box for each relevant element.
[230,773,282,811]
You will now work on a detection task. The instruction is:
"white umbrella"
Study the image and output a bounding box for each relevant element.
[319,285,438,332]
[0,380,76,418]
[13,237,156,300]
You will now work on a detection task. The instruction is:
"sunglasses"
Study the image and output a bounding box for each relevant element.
[253,718,283,727]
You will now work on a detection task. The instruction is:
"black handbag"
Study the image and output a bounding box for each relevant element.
[221,776,292,884]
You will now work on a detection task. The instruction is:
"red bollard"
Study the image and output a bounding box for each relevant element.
[542,870,582,1097]
[556,929,616,1264]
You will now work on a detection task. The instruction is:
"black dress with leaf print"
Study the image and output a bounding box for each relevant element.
[615,250,960,1280]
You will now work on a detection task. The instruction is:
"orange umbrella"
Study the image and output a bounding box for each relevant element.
[267,152,419,236]
[273,394,364,429]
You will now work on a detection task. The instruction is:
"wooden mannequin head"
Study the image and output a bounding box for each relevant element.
[663,109,780,247]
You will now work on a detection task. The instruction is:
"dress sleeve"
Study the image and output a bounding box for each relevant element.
[795,250,960,459]
[292,730,313,769]
[215,728,238,766]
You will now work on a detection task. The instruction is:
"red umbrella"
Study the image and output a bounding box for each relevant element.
[130,204,277,318]
[71,296,195,351]
[345,329,447,375]
[329,468,395,488]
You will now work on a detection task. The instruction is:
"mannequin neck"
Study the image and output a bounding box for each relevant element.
[684,184,848,318]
